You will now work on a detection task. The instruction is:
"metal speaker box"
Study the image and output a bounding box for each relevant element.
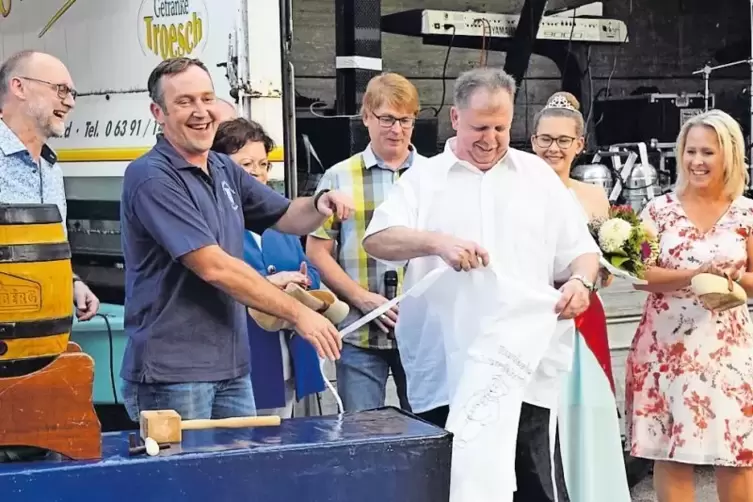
[593,93,714,146]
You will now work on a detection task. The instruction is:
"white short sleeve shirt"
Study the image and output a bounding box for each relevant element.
[364,139,598,413]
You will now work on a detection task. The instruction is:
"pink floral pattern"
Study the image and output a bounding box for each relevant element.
[625,193,753,466]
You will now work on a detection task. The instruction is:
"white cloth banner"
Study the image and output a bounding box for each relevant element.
[435,267,572,502]
[330,264,573,502]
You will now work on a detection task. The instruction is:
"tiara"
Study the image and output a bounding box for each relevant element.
[545,95,577,111]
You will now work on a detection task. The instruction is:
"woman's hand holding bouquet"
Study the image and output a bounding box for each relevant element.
[588,205,659,286]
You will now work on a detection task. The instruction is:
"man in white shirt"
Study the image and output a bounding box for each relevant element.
[362,67,599,501]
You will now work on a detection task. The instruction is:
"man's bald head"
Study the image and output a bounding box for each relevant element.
[216,98,238,123]
[0,50,76,138]
[0,51,73,104]
[0,50,36,105]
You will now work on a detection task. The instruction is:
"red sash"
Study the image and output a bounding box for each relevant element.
[574,292,616,395]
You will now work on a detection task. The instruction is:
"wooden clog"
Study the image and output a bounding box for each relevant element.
[248,284,350,332]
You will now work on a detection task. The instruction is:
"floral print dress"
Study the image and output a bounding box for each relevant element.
[625,193,753,466]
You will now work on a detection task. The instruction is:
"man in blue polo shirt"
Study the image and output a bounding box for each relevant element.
[120,57,353,421]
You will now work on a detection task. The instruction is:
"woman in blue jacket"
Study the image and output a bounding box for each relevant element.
[212,117,326,417]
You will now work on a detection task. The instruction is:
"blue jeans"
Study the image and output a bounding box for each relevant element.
[335,343,411,412]
[121,374,256,421]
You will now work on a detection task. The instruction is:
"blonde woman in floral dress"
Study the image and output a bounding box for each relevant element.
[627,109,753,501]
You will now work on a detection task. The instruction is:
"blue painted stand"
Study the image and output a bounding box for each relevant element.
[69,303,126,404]
[0,408,452,502]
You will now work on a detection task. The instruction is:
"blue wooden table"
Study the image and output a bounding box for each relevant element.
[0,407,452,502]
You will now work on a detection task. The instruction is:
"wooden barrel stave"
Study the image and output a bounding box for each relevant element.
[0,204,74,375]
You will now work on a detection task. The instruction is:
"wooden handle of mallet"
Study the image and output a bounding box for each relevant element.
[180,415,281,431]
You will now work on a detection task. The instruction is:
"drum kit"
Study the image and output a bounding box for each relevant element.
[571,142,662,214]
[573,0,753,212]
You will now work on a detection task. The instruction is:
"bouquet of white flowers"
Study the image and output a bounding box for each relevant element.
[588,205,659,284]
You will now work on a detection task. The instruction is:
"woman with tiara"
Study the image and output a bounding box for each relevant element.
[530,91,632,501]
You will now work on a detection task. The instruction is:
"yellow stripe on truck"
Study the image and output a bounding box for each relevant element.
[56,146,285,163]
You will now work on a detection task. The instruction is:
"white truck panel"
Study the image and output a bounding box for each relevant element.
[0,0,285,197]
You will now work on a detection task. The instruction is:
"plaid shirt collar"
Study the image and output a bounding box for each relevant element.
[362,143,417,171]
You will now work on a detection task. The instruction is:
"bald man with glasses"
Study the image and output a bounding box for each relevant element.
[0,50,100,321]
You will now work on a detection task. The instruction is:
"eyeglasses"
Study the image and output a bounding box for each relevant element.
[241,159,271,174]
[373,113,416,129]
[18,76,78,100]
[533,134,575,149]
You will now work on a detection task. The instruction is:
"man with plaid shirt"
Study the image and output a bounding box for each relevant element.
[307,73,424,413]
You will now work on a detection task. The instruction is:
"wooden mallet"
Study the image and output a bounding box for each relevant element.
[139,410,281,444]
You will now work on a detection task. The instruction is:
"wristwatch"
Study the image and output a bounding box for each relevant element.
[568,274,595,292]
[313,189,330,214]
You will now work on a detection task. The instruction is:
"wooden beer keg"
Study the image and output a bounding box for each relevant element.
[0,204,73,377]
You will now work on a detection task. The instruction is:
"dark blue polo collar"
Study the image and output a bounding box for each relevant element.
[152,134,223,172]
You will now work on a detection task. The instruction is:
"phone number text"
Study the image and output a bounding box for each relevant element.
[64,118,161,139]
